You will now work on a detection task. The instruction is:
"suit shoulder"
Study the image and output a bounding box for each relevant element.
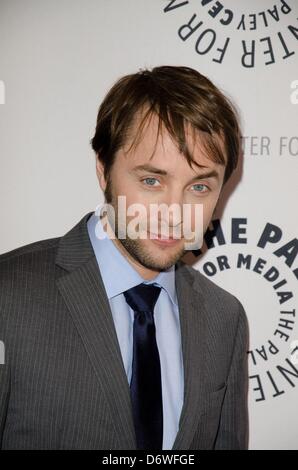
[183,262,246,319]
[0,237,61,273]
[186,264,249,348]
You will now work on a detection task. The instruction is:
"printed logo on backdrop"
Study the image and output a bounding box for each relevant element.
[163,0,298,67]
[241,134,298,158]
[186,218,298,403]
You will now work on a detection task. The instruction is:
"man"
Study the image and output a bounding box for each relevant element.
[0,66,249,450]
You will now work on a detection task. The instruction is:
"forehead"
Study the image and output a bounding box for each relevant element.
[120,110,226,172]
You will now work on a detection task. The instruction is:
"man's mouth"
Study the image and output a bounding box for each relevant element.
[148,232,181,246]
[149,232,179,240]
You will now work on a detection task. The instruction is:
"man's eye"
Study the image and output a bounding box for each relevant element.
[142,177,160,187]
[192,183,209,193]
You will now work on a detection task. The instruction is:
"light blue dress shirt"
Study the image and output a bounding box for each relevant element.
[87,211,184,450]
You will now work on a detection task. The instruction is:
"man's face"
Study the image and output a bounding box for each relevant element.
[96,113,225,280]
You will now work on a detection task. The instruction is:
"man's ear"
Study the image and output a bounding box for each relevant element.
[95,157,107,193]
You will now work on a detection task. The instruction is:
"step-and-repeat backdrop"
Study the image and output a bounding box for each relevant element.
[0,0,297,449]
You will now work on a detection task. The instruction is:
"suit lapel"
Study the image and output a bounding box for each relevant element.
[55,212,136,449]
[171,262,207,450]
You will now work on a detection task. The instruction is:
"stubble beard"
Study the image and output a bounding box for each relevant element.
[104,177,187,272]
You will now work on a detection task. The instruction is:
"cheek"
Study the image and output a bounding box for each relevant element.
[188,196,219,231]
[114,177,147,205]
[114,180,161,224]
[202,199,217,218]
[114,189,150,227]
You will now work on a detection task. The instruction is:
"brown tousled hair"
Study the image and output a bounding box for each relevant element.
[91,65,241,185]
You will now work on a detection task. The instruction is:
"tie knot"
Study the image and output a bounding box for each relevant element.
[123,283,161,313]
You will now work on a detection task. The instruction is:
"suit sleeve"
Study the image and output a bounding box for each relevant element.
[214,299,249,449]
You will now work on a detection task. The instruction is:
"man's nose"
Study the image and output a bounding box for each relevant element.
[159,190,184,228]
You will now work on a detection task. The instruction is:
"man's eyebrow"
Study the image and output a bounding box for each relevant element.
[188,169,220,183]
[131,164,220,182]
[132,164,168,176]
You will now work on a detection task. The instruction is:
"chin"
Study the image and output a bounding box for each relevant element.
[147,250,183,269]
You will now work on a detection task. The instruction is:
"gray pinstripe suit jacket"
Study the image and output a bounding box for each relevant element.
[0,211,249,449]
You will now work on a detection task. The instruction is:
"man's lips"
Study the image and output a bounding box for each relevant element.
[148,232,181,245]
[149,232,179,240]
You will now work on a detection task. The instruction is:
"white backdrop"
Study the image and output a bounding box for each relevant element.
[0,0,297,449]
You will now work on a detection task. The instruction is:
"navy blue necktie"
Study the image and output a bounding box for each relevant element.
[123,283,163,450]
